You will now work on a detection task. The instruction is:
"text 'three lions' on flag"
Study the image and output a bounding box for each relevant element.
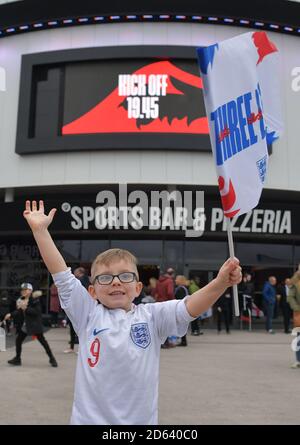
[197,31,283,218]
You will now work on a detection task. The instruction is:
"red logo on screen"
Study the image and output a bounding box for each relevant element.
[62,61,209,135]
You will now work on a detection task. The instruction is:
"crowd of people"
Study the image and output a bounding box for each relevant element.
[1,264,300,368]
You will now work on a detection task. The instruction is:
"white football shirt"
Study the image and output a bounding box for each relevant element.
[53,269,194,425]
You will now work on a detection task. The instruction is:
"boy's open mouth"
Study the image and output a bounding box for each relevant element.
[109,291,125,296]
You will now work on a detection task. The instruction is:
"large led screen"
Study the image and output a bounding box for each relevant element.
[16,46,211,154]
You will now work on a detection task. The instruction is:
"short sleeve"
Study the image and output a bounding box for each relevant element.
[52,268,97,335]
[148,298,195,343]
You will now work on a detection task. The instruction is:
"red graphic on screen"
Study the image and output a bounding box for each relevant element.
[218,176,240,218]
[252,32,278,65]
[62,61,209,135]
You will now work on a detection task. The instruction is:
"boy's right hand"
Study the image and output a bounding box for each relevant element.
[23,200,57,232]
[216,257,242,288]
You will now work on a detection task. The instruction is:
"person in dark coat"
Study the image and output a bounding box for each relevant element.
[262,276,277,333]
[5,282,57,367]
[215,289,232,334]
[239,273,255,316]
[278,278,293,333]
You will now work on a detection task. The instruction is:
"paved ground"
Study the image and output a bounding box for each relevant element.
[0,326,299,425]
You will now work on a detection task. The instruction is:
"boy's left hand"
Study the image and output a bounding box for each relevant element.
[217,258,242,288]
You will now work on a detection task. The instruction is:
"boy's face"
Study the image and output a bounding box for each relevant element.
[88,259,143,311]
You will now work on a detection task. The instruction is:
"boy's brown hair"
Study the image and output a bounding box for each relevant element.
[91,248,139,281]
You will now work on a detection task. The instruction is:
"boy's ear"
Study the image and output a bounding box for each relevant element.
[136,281,143,294]
[88,285,98,300]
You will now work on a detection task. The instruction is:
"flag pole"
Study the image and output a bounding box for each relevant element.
[226,217,240,316]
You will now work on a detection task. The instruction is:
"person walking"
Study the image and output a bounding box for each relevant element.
[262,276,277,334]
[5,282,58,367]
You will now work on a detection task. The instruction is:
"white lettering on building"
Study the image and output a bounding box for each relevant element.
[210,208,292,234]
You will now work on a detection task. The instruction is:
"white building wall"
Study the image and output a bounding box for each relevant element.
[0,22,298,190]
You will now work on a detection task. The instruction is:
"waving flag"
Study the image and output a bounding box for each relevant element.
[197,32,283,217]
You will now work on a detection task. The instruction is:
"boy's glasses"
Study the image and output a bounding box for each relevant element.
[93,272,137,285]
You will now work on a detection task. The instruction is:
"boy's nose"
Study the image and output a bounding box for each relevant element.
[111,276,121,285]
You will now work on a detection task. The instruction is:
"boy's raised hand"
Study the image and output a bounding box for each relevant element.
[216,258,242,288]
[23,200,57,232]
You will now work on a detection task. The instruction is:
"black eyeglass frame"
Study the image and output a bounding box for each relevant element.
[92,272,138,285]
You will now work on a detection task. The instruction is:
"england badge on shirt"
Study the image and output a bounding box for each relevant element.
[130,323,151,349]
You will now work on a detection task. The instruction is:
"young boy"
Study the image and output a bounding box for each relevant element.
[23,200,242,425]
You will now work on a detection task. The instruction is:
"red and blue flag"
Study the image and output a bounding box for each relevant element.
[197,31,283,217]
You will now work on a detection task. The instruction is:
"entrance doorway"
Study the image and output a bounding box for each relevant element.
[188,270,217,287]
[138,265,160,286]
